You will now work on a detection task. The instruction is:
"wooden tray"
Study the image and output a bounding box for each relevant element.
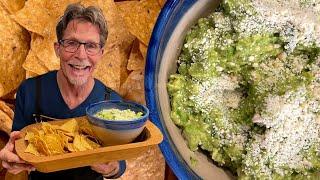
[15,117,163,173]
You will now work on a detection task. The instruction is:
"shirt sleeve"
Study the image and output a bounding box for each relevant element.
[103,160,126,179]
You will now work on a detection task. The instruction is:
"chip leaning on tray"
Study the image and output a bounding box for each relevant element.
[24,119,101,156]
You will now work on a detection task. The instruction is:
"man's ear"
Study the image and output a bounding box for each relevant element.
[54,42,60,58]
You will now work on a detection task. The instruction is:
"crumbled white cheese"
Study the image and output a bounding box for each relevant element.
[234,0,320,52]
[245,87,320,176]
[190,74,241,114]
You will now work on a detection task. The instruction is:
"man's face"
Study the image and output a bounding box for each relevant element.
[54,19,103,86]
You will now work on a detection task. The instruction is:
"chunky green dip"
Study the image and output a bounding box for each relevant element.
[168,0,320,179]
[94,109,143,121]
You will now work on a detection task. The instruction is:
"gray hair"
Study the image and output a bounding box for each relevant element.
[56,3,108,47]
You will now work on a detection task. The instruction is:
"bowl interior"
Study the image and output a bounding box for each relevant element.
[147,0,234,179]
[86,100,149,124]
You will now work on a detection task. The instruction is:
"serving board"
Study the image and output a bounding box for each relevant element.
[15,116,163,173]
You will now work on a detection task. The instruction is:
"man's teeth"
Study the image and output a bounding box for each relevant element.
[70,64,90,70]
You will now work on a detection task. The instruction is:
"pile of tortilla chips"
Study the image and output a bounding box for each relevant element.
[24,119,101,156]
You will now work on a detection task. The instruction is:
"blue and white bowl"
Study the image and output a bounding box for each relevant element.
[86,100,149,146]
[145,0,233,179]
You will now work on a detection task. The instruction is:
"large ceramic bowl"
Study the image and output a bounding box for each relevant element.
[145,0,234,179]
[86,100,149,146]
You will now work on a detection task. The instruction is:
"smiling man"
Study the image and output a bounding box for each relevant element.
[0,3,126,180]
[55,17,104,110]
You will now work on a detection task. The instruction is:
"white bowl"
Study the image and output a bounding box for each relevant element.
[145,0,234,179]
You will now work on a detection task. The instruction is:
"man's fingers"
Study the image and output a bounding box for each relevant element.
[2,150,26,164]
[0,131,33,175]
[9,131,22,146]
[3,161,35,174]
[5,131,21,151]
[9,131,21,142]
[2,160,11,169]
[12,163,35,171]
[7,169,21,175]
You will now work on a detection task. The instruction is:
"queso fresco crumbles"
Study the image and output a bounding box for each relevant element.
[95,109,143,120]
[168,0,320,179]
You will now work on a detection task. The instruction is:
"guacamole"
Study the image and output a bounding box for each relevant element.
[95,109,143,121]
[168,0,320,179]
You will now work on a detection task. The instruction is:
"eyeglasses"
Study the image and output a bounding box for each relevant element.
[58,39,102,55]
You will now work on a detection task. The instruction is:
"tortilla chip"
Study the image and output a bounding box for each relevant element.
[12,0,52,36]
[120,70,145,104]
[0,101,14,119]
[98,0,136,87]
[26,71,39,79]
[83,136,100,149]
[73,134,86,151]
[102,0,136,47]
[23,48,50,76]
[0,4,30,97]
[43,0,79,22]
[44,134,65,155]
[66,143,76,152]
[139,41,148,60]
[25,132,35,141]
[120,66,130,86]
[12,0,78,36]
[0,109,12,134]
[94,46,122,92]
[33,136,50,156]
[127,38,145,71]
[58,131,73,147]
[116,0,161,45]
[118,39,134,85]
[0,89,17,101]
[78,120,95,136]
[58,119,79,133]
[80,0,101,8]
[41,122,56,134]
[0,0,25,14]
[30,33,60,71]
[25,143,40,156]
[158,0,166,8]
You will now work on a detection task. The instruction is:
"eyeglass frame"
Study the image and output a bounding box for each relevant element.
[58,39,103,55]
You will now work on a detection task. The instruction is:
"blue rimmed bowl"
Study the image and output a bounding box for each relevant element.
[145,0,233,179]
[86,100,149,146]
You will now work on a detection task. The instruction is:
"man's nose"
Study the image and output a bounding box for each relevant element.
[76,44,88,58]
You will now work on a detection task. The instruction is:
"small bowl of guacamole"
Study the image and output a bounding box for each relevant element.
[86,100,149,146]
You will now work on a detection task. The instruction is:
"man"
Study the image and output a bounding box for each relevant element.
[0,3,126,180]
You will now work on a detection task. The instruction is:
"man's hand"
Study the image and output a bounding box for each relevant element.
[0,131,35,174]
[91,161,120,178]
